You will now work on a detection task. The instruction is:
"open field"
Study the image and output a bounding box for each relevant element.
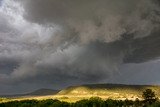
[1,84,160,103]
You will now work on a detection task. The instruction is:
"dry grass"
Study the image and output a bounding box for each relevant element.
[1,84,160,103]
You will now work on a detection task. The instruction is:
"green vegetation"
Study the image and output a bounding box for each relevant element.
[1,88,160,107]
[1,84,160,103]
[58,84,160,99]
[0,89,160,107]
[0,97,160,107]
[142,89,157,105]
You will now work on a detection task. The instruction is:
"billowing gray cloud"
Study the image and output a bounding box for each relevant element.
[20,0,160,42]
[0,0,160,94]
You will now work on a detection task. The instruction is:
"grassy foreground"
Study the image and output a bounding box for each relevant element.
[1,84,160,106]
[0,97,160,107]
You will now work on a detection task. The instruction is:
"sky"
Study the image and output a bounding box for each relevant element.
[0,0,160,94]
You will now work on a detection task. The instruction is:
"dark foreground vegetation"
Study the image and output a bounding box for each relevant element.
[0,89,159,107]
[0,98,160,107]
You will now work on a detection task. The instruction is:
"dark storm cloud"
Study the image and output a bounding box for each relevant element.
[19,0,160,55]
[124,29,160,63]
[0,58,19,74]
[0,0,160,94]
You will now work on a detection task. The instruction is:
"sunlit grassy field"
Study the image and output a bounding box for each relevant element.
[1,84,160,103]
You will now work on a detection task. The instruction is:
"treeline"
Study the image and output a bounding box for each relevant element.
[0,97,160,107]
[0,89,159,107]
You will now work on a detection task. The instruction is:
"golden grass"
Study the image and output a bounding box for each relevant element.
[1,84,160,103]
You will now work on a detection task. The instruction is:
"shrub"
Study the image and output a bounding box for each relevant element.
[142,89,156,104]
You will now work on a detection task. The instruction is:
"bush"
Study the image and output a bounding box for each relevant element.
[0,96,160,107]
[142,89,157,104]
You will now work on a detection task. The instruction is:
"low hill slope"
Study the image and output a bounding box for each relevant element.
[0,89,59,98]
[27,89,59,96]
[57,84,160,100]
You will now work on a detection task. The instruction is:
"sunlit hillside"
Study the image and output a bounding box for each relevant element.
[56,84,160,101]
[1,84,160,103]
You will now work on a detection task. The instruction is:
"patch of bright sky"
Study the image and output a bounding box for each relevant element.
[0,0,58,43]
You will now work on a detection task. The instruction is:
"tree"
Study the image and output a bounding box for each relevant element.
[142,89,156,104]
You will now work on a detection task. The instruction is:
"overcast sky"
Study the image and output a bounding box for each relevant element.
[0,0,160,94]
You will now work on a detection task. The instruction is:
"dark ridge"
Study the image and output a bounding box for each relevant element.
[67,83,158,89]
[0,89,59,98]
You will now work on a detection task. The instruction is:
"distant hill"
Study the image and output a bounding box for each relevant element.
[0,89,59,98]
[27,89,59,96]
[1,84,160,101]
[57,84,160,100]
